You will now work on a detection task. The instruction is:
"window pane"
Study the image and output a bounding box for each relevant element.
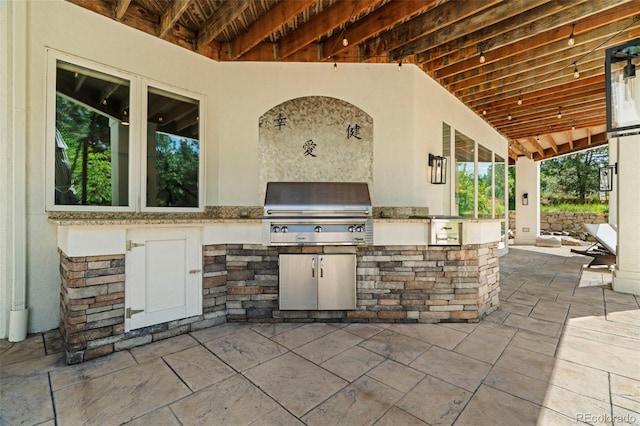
[455,131,475,217]
[55,60,130,206]
[478,144,493,218]
[146,87,200,208]
[494,154,506,217]
[442,123,452,214]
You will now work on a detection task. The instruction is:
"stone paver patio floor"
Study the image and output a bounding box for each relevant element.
[2,246,639,425]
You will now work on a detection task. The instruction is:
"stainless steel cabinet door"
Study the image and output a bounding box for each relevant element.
[318,254,356,310]
[279,254,318,310]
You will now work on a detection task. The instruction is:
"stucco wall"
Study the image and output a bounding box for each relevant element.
[4,0,507,335]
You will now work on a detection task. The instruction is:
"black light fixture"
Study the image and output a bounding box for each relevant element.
[605,38,640,137]
[599,163,617,192]
[429,154,447,184]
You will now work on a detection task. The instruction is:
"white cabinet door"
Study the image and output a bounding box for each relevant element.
[125,228,201,331]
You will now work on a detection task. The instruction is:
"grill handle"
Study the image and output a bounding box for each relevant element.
[266,209,370,216]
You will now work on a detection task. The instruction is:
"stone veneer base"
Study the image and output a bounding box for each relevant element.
[59,243,499,364]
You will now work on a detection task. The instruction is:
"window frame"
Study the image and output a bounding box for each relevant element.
[45,50,205,213]
[141,80,205,213]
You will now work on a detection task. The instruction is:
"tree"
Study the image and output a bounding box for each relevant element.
[540,146,608,204]
[152,133,199,207]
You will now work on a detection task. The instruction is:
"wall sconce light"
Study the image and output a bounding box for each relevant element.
[599,163,617,192]
[429,154,447,184]
[522,193,528,205]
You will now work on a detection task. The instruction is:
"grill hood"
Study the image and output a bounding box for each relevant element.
[264,182,372,217]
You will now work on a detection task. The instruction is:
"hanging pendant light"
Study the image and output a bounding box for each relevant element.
[568,24,576,46]
[573,62,580,78]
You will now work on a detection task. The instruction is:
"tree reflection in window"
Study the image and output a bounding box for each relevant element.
[146,87,200,208]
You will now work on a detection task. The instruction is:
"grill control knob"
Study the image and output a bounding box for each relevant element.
[356,226,363,232]
[281,226,288,233]
[348,226,355,232]
[272,226,280,233]
[314,226,322,233]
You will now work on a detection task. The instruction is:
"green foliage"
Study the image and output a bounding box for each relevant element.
[457,163,474,217]
[56,95,113,206]
[85,151,112,205]
[153,133,199,207]
[507,166,516,211]
[540,203,608,213]
[540,146,608,205]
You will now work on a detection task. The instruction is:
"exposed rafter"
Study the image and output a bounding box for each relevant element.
[67,0,638,162]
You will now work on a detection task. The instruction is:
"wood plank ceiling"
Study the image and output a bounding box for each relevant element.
[68,0,640,163]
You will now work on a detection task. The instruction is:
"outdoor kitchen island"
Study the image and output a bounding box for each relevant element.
[52,208,502,364]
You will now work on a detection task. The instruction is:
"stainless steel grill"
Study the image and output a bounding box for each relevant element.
[263,182,373,246]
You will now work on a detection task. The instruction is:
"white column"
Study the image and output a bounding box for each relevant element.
[1,0,29,341]
[608,139,617,228]
[514,157,540,245]
[612,134,640,295]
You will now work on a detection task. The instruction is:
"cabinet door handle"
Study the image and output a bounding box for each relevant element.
[311,257,315,278]
[320,256,324,278]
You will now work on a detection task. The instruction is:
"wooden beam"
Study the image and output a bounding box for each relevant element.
[567,132,574,150]
[158,0,191,39]
[196,1,253,53]
[316,0,437,61]
[277,0,381,61]
[417,0,583,66]
[114,0,131,21]
[435,1,637,80]
[361,0,501,61]
[225,0,315,60]
[529,137,545,157]
[389,0,550,63]
[546,135,559,154]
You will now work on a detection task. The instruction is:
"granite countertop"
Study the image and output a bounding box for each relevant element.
[48,205,505,226]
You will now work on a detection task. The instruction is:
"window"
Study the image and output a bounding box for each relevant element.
[52,59,132,209]
[144,86,201,210]
[455,130,475,218]
[450,124,507,220]
[47,51,204,212]
[442,123,452,215]
[477,144,493,218]
[494,154,506,217]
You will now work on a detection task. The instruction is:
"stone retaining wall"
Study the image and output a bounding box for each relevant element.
[60,242,500,364]
[508,211,608,236]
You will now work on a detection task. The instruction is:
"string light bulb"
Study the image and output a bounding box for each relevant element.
[568,24,575,46]
[508,111,512,120]
[478,44,485,64]
[482,109,487,116]
[557,106,562,119]
[573,62,580,78]
[342,36,349,47]
[397,61,402,71]
[517,91,523,105]
[333,62,337,71]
